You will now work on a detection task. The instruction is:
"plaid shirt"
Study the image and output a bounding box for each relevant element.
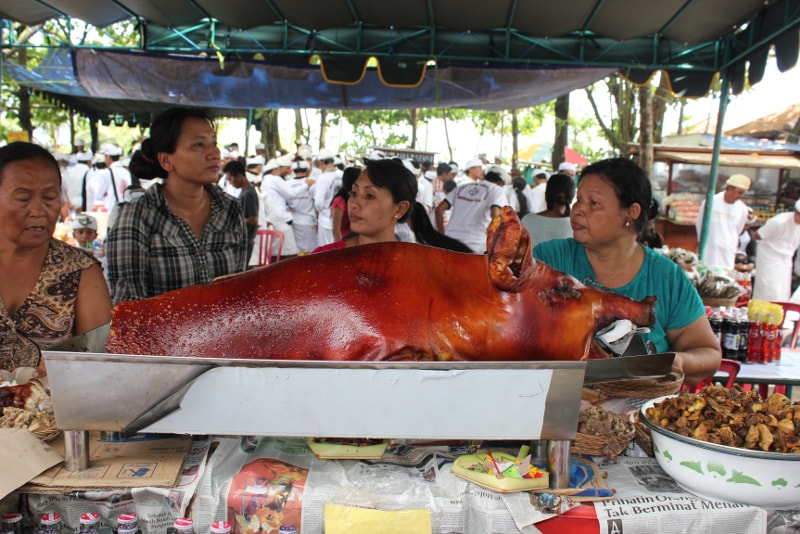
[107,184,247,304]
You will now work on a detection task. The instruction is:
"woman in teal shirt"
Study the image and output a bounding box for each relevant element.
[534,158,721,386]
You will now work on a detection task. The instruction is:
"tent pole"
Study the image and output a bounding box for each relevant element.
[697,75,730,262]
[245,109,253,157]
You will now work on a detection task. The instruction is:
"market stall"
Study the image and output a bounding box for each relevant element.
[650,145,800,252]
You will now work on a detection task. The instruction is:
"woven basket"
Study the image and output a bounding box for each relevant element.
[593,371,684,399]
[701,297,737,308]
[633,421,654,456]
[573,428,635,460]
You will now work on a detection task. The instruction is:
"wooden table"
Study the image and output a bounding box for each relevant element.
[719,350,800,398]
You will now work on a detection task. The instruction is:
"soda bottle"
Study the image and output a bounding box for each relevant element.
[79,513,100,534]
[737,308,750,362]
[1,513,23,534]
[172,518,194,534]
[37,513,64,534]
[762,313,777,363]
[721,309,739,360]
[210,522,231,534]
[709,307,723,344]
[747,312,763,363]
[116,513,139,534]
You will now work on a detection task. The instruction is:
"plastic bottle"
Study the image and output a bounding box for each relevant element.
[709,307,723,344]
[747,312,763,363]
[1,513,23,534]
[79,512,100,534]
[721,308,739,360]
[737,308,750,362]
[37,513,64,534]
[278,526,298,534]
[762,313,777,363]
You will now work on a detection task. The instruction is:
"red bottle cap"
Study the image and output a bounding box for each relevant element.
[210,521,231,534]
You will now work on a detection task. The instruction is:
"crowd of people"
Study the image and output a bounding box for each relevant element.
[0,105,752,386]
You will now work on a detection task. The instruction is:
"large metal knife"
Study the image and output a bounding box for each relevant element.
[583,352,675,383]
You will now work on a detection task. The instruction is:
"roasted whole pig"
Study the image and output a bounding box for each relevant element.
[106,207,656,361]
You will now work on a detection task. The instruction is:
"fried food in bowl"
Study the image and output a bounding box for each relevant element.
[640,387,800,509]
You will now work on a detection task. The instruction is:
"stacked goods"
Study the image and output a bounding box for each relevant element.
[0,379,58,440]
[663,194,701,224]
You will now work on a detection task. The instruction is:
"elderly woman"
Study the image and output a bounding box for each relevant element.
[533,158,721,385]
[314,158,471,253]
[107,107,247,304]
[0,142,111,373]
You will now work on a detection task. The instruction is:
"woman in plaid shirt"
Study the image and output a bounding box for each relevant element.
[107,108,247,304]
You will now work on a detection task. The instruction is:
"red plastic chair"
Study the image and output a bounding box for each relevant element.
[683,358,741,393]
[257,229,284,266]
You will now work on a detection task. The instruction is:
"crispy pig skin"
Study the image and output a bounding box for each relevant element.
[106,207,656,361]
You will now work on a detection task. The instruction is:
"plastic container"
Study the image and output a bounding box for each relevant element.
[116,513,139,534]
[172,518,194,534]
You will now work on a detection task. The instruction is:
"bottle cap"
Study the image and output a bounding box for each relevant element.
[117,513,137,525]
[173,518,193,530]
[41,513,61,526]
[80,512,100,525]
[210,521,231,534]
[1,513,22,524]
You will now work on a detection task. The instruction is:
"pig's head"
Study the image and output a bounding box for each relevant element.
[487,206,657,359]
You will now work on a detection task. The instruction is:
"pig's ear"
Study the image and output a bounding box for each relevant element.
[487,206,534,292]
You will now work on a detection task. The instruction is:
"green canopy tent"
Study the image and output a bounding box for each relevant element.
[1,0,799,259]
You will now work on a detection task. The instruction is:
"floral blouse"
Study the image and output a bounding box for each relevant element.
[0,239,96,370]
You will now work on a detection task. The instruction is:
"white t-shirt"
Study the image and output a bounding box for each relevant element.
[753,211,800,301]
[695,192,749,270]
[85,163,130,212]
[527,183,546,214]
[443,180,508,253]
[416,176,434,215]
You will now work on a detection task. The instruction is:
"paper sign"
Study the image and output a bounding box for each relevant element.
[324,503,432,534]
[0,429,63,500]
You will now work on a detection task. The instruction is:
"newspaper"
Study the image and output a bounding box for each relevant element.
[25,437,210,534]
[191,437,565,534]
[593,457,768,534]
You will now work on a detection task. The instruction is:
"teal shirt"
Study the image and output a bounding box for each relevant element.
[533,239,704,353]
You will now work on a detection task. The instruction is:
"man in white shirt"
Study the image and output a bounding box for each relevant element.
[695,174,751,271]
[85,144,130,212]
[313,148,343,246]
[285,160,318,253]
[260,155,299,257]
[752,199,800,301]
[63,150,93,212]
[434,158,508,253]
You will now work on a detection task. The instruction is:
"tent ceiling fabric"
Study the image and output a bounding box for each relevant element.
[1,0,799,122]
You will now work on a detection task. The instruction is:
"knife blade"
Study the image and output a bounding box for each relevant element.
[583,352,675,383]
[47,322,111,353]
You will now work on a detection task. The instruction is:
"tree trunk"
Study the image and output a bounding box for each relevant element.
[319,109,328,149]
[294,109,304,148]
[652,74,671,144]
[552,95,569,170]
[638,85,654,179]
[15,48,33,140]
[410,108,419,149]
[443,110,453,161]
[511,109,519,168]
[262,110,281,158]
[89,119,99,154]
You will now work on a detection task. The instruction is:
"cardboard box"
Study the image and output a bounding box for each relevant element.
[21,432,191,493]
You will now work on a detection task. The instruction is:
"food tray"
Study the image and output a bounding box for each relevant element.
[42,351,587,440]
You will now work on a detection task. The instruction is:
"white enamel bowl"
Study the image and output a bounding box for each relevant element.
[640,395,800,510]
